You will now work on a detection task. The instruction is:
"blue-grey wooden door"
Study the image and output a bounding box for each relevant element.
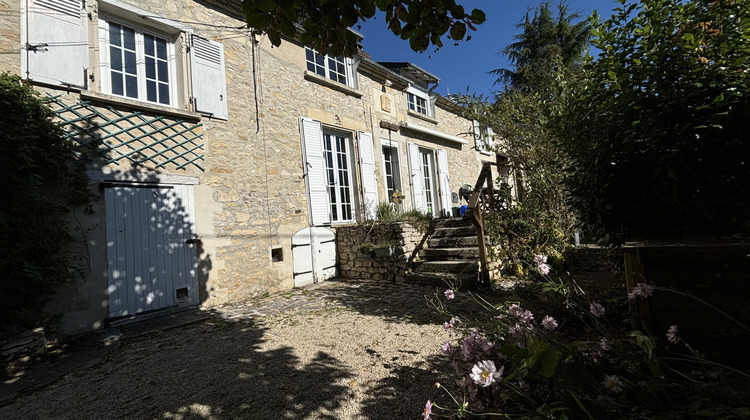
[105,184,198,318]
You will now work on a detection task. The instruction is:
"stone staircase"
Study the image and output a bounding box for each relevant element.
[405,218,483,288]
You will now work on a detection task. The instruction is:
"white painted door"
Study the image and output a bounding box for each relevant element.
[292,227,337,287]
[105,184,199,318]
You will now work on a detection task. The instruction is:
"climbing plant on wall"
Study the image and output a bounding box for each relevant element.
[0,73,91,339]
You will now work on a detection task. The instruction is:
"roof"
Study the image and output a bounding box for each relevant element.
[377,62,440,87]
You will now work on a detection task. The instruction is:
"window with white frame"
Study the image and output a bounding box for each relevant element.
[406,86,431,116]
[305,47,352,87]
[99,19,175,106]
[381,144,402,200]
[473,121,495,154]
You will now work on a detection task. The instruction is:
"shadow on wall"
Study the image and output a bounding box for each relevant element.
[91,165,213,323]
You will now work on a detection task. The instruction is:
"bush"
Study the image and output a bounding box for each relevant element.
[0,73,90,339]
[427,257,750,419]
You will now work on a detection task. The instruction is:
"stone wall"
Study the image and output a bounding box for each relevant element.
[337,223,425,282]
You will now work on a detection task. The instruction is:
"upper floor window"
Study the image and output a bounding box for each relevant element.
[473,121,495,155]
[100,19,175,106]
[406,86,431,116]
[305,47,352,87]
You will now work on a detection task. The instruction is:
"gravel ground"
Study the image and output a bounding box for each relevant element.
[1,279,490,420]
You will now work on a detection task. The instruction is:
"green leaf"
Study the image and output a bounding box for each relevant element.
[538,349,562,377]
[470,9,486,24]
[682,33,694,43]
[251,0,275,13]
[630,330,654,358]
[607,71,617,80]
[450,22,467,40]
[713,93,724,103]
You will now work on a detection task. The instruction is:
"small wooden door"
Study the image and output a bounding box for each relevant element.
[105,184,199,318]
[292,227,337,287]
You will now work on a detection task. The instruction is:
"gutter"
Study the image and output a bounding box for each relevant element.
[399,121,469,145]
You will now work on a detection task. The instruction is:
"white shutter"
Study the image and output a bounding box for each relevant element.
[357,131,378,220]
[473,120,482,151]
[407,142,425,213]
[487,127,495,152]
[21,0,88,88]
[190,35,228,120]
[300,118,330,225]
[437,149,452,217]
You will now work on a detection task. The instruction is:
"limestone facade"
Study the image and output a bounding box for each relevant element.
[1,0,492,335]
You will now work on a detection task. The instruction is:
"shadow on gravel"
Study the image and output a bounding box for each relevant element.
[358,353,454,420]
[315,279,516,328]
[1,317,353,420]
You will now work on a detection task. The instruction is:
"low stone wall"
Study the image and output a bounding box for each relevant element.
[337,222,425,282]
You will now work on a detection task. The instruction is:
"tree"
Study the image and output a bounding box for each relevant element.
[0,74,90,339]
[560,0,750,244]
[242,0,486,57]
[491,1,590,89]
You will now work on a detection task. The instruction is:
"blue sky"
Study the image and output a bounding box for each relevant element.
[357,1,621,97]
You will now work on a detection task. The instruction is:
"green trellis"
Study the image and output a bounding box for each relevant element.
[46,95,205,171]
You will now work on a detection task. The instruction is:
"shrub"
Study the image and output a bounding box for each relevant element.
[0,73,90,339]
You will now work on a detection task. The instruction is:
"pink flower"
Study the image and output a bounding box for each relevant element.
[533,254,551,275]
[509,303,522,317]
[590,302,606,318]
[541,315,558,331]
[444,289,455,300]
[469,360,504,387]
[666,325,680,344]
[600,338,611,351]
[628,283,654,300]
[520,310,535,323]
[423,400,432,419]
[538,263,551,275]
[443,317,457,331]
[603,375,623,393]
[440,342,453,353]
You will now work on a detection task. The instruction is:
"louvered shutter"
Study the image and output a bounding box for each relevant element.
[21,0,88,88]
[190,35,228,120]
[407,142,425,213]
[300,118,330,225]
[487,127,495,152]
[437,149,452,217]
[357,131,378,220]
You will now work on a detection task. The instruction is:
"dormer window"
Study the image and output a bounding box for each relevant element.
[406,86,431,116]
[305,47,353,87]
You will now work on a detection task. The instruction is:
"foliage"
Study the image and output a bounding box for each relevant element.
[428,259,750,419]
[242,0,486,57]
[372,200,432,233]
[375,200,399,222]
[456,2,586,276]
[0,73,90,339]
[559,0,750,244]
[491,1,591,89]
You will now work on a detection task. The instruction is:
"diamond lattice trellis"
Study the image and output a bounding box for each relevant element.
[46,95,205,171]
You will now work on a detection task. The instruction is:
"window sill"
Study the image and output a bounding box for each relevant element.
[304,71,363,98]
[407,109,438,125]
[80,90,202,121]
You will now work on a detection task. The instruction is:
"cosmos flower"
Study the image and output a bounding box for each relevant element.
[469,360,504,387]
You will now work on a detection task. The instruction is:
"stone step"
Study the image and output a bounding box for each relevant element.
[413,259,480,273]
[431,226,477,238]
[433,217,474,228]
[419,247,480,260]
[402,272,478,289]
[428,236,484,248]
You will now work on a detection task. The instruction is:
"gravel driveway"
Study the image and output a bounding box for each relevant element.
[1,279,488,420]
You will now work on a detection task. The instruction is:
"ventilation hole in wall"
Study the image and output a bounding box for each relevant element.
[271,247,284,262]
[176,287,189,301]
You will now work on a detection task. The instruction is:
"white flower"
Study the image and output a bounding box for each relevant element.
[444,289,455,300]
[538,263,551,275]
[541,315,558,331]
[603,375,623,393]
[533,254,547,265]
[600,338,611,351]
[666,325,680,344]
[628,283,654,300]
[469,360,504,387]
[590,302,606,318]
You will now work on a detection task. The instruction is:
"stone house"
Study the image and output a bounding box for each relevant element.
[1,0,496,335]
